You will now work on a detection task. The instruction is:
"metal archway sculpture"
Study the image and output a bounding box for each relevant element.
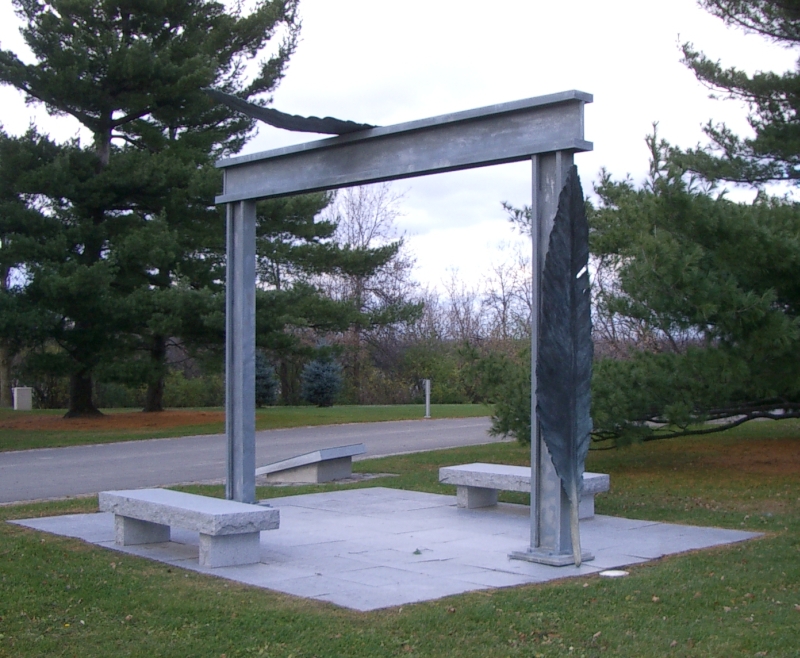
[213,89,593,565]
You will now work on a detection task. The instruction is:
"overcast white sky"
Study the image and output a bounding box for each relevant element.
[0,0,796,289]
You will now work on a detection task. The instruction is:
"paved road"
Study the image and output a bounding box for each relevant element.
[0,417,499,503]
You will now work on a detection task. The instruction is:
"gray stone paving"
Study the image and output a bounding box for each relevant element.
[12,487,759,611]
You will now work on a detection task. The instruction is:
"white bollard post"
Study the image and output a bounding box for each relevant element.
[423,379,431,419]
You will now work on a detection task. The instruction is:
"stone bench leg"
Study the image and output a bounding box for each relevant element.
[456,488,597,517]
[456,486,498,509]
[579,494,595,520]
[199,532,261,568]
[316,456,353,483]
[115,516,170,545]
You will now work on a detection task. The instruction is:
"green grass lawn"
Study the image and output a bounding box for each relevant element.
[1,422,798,657]
[0,404,491,452]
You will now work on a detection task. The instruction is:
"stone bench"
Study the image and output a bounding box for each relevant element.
[439,463,610,519]
[256,443,366,484]
[98,489,279,568]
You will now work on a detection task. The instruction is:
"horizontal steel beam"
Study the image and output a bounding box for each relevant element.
[216,90,592,203]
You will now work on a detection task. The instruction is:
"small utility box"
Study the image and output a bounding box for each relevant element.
[12,387,33,411]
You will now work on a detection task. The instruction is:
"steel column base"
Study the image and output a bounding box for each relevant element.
[509,549,594,567]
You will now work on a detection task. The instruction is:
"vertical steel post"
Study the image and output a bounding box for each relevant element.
[225,200,257,503]
[510,151,576,565]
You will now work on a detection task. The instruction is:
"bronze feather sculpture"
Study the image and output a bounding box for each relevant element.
[537,165,593,566]
[204,88,376,135]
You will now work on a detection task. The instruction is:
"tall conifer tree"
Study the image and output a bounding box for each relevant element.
[681,0,800,184]
[0,0,299,415]
[253,194,417,404]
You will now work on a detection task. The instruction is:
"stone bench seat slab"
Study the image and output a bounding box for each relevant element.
[439,463,610,519]
[256,443,366,484]
[98,489,279,568]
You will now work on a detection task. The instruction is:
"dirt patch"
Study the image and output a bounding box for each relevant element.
[0,410,224,432]
[697,438,800,477]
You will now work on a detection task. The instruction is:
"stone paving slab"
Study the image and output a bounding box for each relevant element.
[11,487,759,612]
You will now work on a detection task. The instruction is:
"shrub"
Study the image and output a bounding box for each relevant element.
[301,357,343,407]
[162,371,224,408]
[94,382,144,409]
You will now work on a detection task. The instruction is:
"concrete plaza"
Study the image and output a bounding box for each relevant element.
[13,486,758,612]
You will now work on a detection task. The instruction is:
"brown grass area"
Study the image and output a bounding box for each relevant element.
[695,437,800,476]
[0,409,223,432]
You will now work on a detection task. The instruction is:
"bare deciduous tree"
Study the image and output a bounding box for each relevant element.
[316,183,421,402]
[480,244,532,341]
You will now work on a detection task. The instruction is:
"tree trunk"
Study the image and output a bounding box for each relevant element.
[0,341,11,408]
[351,334,362,405]
[0,265,11,408]
[143,334,167,412]
[144,376,165,413]
[279,359,290,405]
[64,370,102,418]
[279,358,301,405]
[61,126,110,421]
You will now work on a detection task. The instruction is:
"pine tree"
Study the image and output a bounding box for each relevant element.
[0,129,63,407]
[588,135,800,442]
[254,193,416,404]
[301,354,343,408]
[0,0,299,416]
[255,351,279,407]
[315,184,422,403]
[486,133,800,446]
[680,0,800,184]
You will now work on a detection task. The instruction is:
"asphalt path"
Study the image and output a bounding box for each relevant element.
[0,417,499,504]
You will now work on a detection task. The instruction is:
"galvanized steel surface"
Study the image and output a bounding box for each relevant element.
[216,90,592,202]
